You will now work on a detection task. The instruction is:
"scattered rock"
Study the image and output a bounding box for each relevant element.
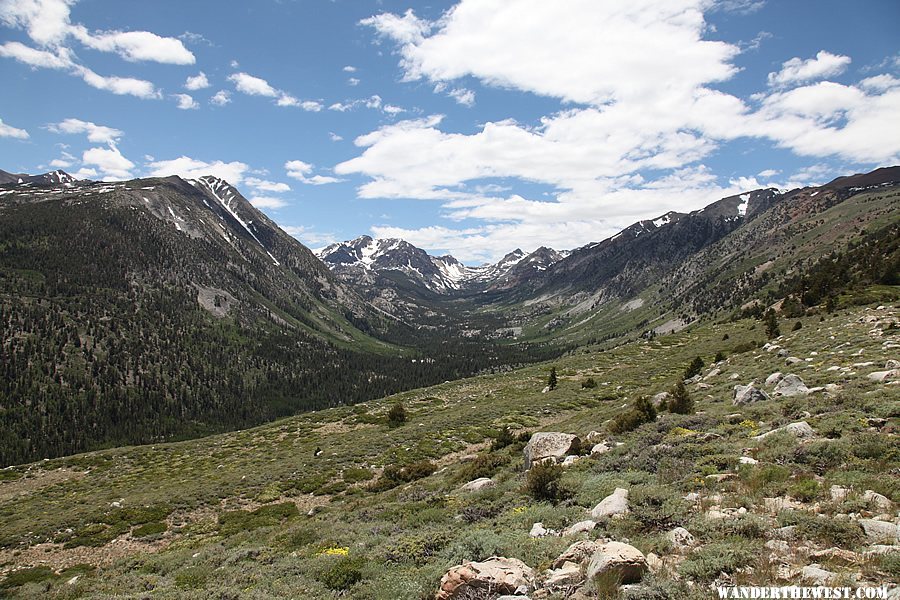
[651,392,671,408]
[785,357,803,365]
[461,478,496,492]
[886,359,900,369]
[561,456,580,467]
[764,497,806,513]
[801,565,837,586]
[436,556,535,600]
[530,522,552,538]
[773,374,810,397]
[524,433,581,470]
[542,561,583,590]
[858,519,899,544]
[733,384,770,406]
[645,552,664,573]
[562,520,597,537]
[765,540,790,553]
[862,490,892,511]
[773,526,798,540]
[553,541,601,569]
[867,369,899,382]
[590,487,629,520]
[591,442,611,456]
[864,545,900,556]
[704,368,721,380]
[586,542,648,586]
[765,372,784,386]
[830,485,850,502]
[665,526,695,550]
[738,456,758,466]
[754,421,816,441]
[809,548,861,565]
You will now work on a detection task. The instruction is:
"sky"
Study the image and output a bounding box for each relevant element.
[1,0,899,264]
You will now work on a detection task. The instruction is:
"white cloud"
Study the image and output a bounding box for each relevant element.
[347,77,360,86]
[74,65,159,98]
[342,65,357,73]
[0,0,193,66]
[345,1,900,261]
[147,156,249,185]
[210,90,231,106]
[184,71,210,90]
[757,169,779,178]
[279,224,337,248]
[49,151,75,168]
[0,41,71,68]
[249,196,289,209]
[383,104,405,115]
[47,118,122,144]
[82,145,134,180]
[447,87,475,106]
[329,132,343,142]
[276,94,323,111]
[767,51,851,88]
[229,71,278,96]
[173,93,199,110]
[72,27,194,64]
[245,177,291,193]
[285,160,342,185]
[0,117,29,139]
[0,0,75,46]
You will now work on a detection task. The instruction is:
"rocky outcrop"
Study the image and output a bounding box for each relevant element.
[754,421,816,441]
[586,542,648,585]
[733,384,770,405]
[773,374,810,397]
[590,488,629,520]
[436,556,535,600]
[461,478,496,492]
[523,432,580,469]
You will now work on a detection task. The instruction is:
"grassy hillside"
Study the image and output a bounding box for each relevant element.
[1,295,897,598]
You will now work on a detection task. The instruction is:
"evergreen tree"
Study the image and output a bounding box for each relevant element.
[683,356,705,380]
[764,309,780,338]
[667,380,694,414]
[547,367,558,391]
[387,402,407,427]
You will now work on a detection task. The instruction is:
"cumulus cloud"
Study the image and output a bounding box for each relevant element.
[0,40,71,68]
[0,117,29,139]
[342,65,357,73]
[228,71,320,109]
[210,90,231,106]
[184,71,210,90]
[285,160,342,185]
[74,65,159,98]
[72,27,194,64]
[173,93,199,110]
[279,224,338,248]
[245,177,291,193]
[47,118,122,144]
[767,50,852,88]
[344,0,900,261]
[146,156,249,185]
[82,145,134,180]
[248,196,289,209]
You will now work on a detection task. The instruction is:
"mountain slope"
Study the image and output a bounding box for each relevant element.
[0,174,549,465]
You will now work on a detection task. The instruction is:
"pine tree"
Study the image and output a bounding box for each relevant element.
[387,402,407,427]
[667,380,694,414]
[547,367,558,391]
[764,308,780,338]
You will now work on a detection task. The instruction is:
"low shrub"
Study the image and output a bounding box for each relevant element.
[525,461,569,502]
[132,521,167,538]
[609,396,657,434]
[370,460,437,492]
[457,453,507,483]
[218,502,299,535]
[319,556,366,591]
[678,538,758,581]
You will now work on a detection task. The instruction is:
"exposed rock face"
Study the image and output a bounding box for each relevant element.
[586,542,648,585]
[801,565,837,585]
[590,488,630,520]
[591,442,611,456]
[862,490,892,511]
[773,374,810,397]
[523,433,580,469]
[542,561,583,590]
[436,556,535,600]
[733,384,770,405]
[461,478,495,492]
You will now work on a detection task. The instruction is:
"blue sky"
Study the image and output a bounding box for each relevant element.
[1,0,898,263]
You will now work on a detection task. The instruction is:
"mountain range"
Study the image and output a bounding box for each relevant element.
[1,164,898,463]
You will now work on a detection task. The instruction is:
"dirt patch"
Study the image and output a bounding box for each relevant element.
[0,535,170,576]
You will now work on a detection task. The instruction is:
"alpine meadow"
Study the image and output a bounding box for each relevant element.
[0,1,898,599]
